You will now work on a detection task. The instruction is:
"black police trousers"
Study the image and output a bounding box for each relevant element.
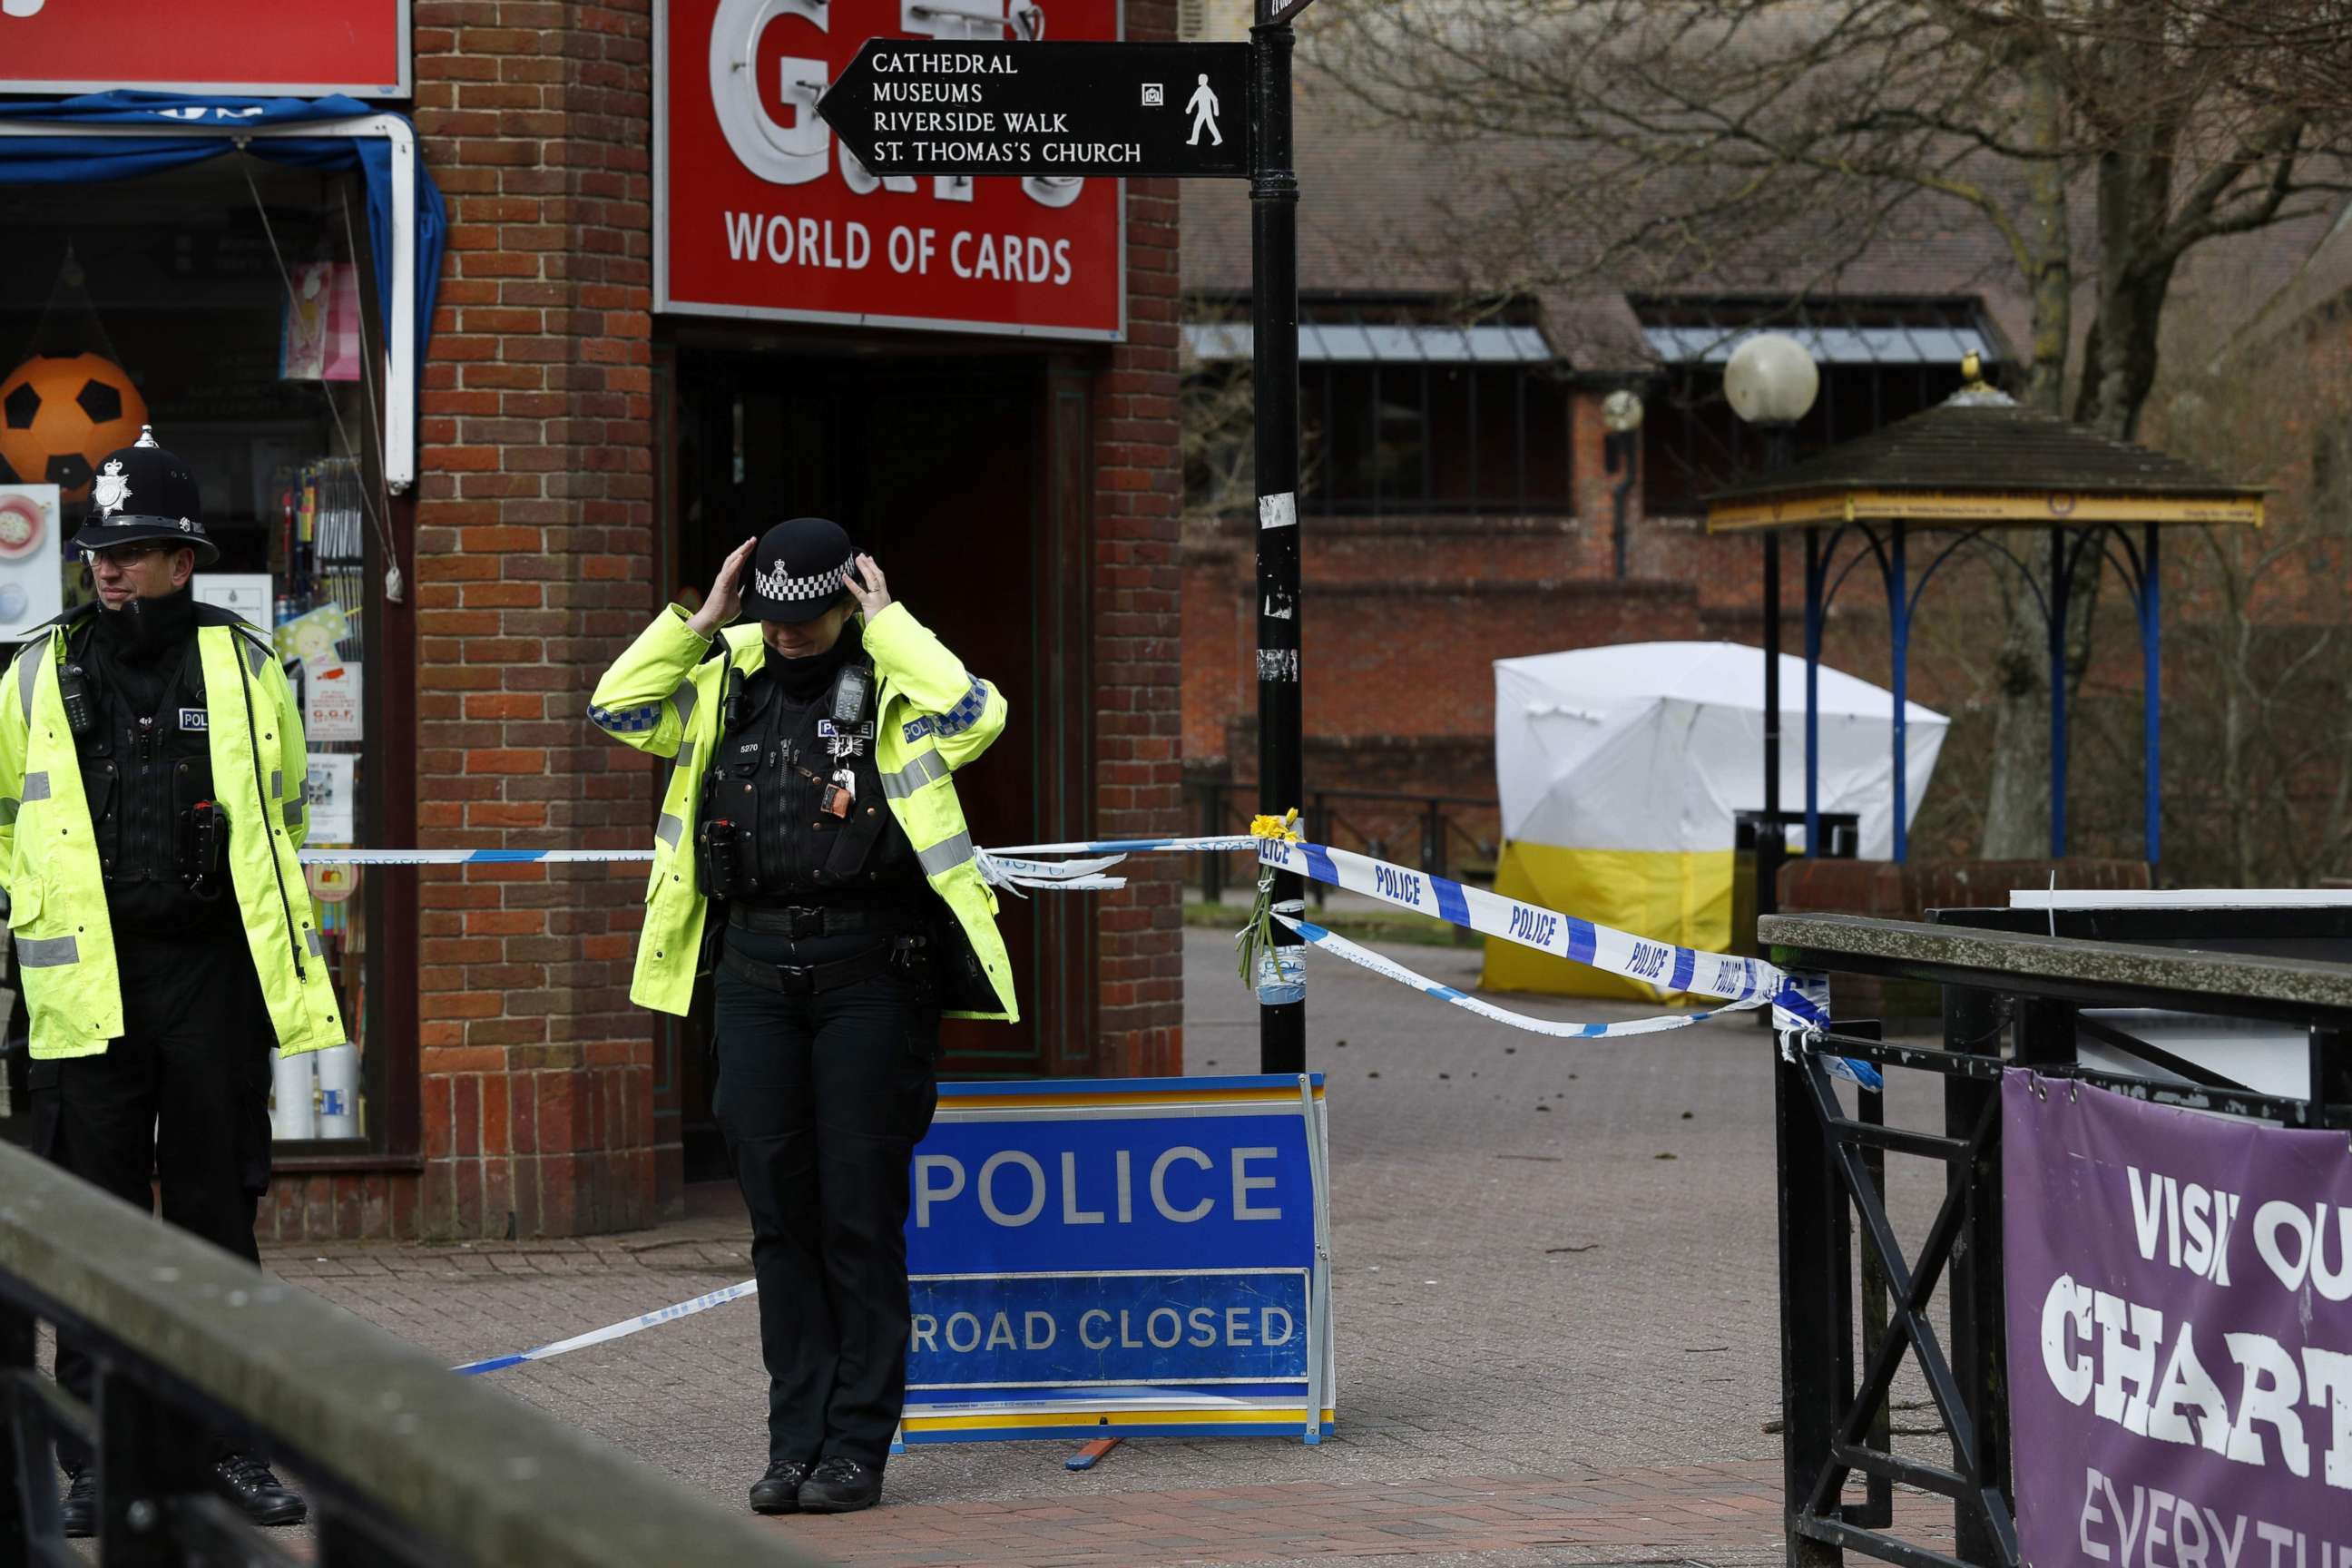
[29,930,274,1467]
[712,926,940,1471]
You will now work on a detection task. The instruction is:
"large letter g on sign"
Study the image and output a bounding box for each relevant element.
[709,0,830,186]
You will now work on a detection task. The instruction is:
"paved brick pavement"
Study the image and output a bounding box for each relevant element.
[270,928,1961,1565]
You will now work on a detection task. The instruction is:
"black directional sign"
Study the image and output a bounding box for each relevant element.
[818,40,1251,181]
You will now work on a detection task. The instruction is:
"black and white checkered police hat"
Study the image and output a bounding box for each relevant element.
[64,425,220,568]
[739,516,857,624]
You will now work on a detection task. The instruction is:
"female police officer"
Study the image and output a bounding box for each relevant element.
[590,516,1014,1514]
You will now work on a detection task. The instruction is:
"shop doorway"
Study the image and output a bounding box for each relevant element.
[660,348,1094,1180]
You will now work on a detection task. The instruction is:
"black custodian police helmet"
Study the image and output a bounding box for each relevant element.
[738,516,858,624]
[65,425,220,569]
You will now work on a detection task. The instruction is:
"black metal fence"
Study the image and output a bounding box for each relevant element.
[1758,910,2352,1568]
[0,1139,816,1567]
[1186,779,1499,903]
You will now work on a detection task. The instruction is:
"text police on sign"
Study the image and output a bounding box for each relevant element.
[898,1075,1334,1446]
[820,40,1251,179]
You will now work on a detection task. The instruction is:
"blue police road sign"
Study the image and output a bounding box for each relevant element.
[900,1074,1333,1446]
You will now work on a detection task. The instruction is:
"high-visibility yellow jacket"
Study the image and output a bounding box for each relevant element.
[589,603,1016,1022]
[0,608,346,1060]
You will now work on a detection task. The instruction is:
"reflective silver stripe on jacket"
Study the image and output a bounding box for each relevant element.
[916,830,975,877]
[671,679,697,728]
[657,813,686,849]
[20,771,49,804]
[307,929,325,957]
[284,799,304,828]
[240,630,270,676]
[0,799,16,828]
[15,935,78,968]
[880,750,950,800]
[16,646,37,724]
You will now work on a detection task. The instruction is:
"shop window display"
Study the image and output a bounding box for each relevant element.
[0,156,391,1152]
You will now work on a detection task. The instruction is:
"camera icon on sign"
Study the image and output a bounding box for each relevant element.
[1142,83,1165,106]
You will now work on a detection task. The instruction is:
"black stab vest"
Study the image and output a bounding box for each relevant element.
[699,661,923,905]
[70,625,229,930]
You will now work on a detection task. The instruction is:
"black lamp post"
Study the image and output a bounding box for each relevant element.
[1724,333,1819,912]
[1602,387,1644,579]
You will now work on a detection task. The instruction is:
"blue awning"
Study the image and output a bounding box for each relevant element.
[0,92,445,486]
[0,92,444,374]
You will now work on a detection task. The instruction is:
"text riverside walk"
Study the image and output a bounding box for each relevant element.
[820,39,1251,181]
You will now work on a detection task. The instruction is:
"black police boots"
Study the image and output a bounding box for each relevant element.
[59,1466,93,1538]
[59,1455,302,1537]
[797,1456,882,1513]
[214,1454,307,1526]
[748,1458,809,1514]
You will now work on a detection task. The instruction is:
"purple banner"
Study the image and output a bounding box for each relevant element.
[2004,1072,2352,1566]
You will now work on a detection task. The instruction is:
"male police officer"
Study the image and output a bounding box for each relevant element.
[0,428,344,1534]
[591,516,1015,1514]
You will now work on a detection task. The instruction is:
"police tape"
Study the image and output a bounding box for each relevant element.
[982,836,1265,857]
[296,848,655,865]
[452,1277,758,1375]
[1276,913,1867,1082]
[1255,838,1779,1005]
[974,849,1130,897]
[294,836,1260,869]
[289,833,1848,1052]
[1276,916,1767,1037]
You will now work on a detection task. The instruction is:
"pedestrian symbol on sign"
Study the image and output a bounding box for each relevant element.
[1142,83,1165,106]
[1186,74,1222,146]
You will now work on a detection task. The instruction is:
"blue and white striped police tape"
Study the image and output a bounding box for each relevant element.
[295,832,1857,1069]
[292,844,1155,895]
[1279,917,1769,1038]
[296,837,1260,867]
[452,1277,758,1375]
[297,849,654,865]
[1248,837,1858,1075]
[1255,838,1772,1004]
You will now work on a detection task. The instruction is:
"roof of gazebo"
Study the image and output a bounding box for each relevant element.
[1704,387,2266,531]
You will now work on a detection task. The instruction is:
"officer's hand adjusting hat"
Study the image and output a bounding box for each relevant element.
[739,515,857,624]
[64,426,220,568]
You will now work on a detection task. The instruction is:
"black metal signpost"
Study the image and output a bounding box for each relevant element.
[822,5,1309,1075]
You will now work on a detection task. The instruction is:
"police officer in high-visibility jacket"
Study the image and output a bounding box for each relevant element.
[591,516,1014,1515]
[0,427,338,1535]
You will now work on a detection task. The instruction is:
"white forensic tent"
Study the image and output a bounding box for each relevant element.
[1485,642,1948,1001]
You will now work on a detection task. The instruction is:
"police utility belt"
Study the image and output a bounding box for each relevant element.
[60,647,230,901]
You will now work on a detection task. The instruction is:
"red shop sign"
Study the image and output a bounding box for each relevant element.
[0,0,409,98]
[656,0,1124,341]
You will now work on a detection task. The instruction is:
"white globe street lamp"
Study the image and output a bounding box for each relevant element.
[1722,331,1818,894]
[1602,388,1645,578]
[1724,332,1820,428]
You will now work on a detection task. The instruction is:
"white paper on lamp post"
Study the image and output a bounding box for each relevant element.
[306,754,358,843]
[306,662,363,742]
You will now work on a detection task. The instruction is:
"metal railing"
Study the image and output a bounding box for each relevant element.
[1187,779,1498,904]
[1758,911,2352,1568]
[0,1139,816,1567]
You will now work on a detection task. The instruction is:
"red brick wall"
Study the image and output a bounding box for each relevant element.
[1181,384,1798,814]
[403,0,659,1240]
[1088,0,1186,1079]
[264,1,1190,1236]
